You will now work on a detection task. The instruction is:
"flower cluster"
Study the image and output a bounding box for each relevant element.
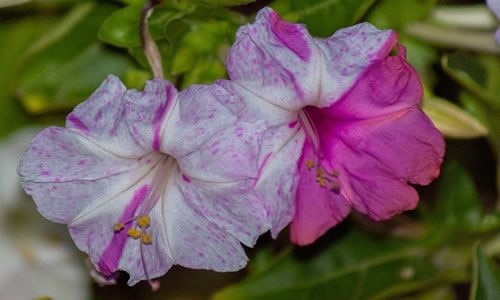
[18,8,444,287]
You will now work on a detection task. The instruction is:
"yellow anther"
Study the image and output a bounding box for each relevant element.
[141,233,153,245]
[306,160,315,170]
[137,215,151,229]
[127,228,142,239]
[316,168,325,178]
[113,223,124,232]
[316,176,327,188]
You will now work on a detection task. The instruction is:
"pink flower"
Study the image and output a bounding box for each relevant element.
[487,0,500,43]
[225,8,445,245]
[19,76,282,286]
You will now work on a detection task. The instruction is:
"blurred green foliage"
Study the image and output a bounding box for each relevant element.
[1,0,499,299]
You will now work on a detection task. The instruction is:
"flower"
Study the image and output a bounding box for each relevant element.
[487,0,500,43]
[0,128,89,300]
[19,76,280,287]
[225,8,445,245]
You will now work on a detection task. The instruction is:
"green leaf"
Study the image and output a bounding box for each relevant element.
[14,2,136,114]
[172,20,237,87]
[99,1,196,48]
[430,5,497,30]
[98,3,143,48]
[98,0,196,48]
[422,96,488,139]
[214,231,455,300]
[442,53,500,108]
[367,0,437,30]
[459,92,500,204]
[272,0,377,37]
[0,15,57,138]
[407,23,500,55]
[470,245,500,300]
[432,162,482,232]
[442,53,500,198]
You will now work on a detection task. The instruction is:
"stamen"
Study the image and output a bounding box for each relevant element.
[298,110,321,154]
[137,215,151,229]
[113,223,124,232]
[306,160,341,193]
[140,239,160,291]
[306,160,315,170]
[141,233,153,245]
[127,228,142,239]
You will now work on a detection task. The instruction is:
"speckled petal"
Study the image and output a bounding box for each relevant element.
[226,8,397,110]
[163,177,248,272]
[65,75,143,157]
[125,79,177,152]
[165,81,300,244]
[314,23,397,107]
[68,168,173,285]
[226,7,321,111]
[19,127,142,223]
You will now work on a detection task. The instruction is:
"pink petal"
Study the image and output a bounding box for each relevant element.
[290,140,350,245]
[315,24,397,107]
[308,51,444,222]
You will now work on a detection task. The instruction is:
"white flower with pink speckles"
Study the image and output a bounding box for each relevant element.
[19,76,286,287]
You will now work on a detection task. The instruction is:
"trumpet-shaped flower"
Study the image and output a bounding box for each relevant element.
[19,76,285,286]
[487,0,500,43]
[225,8,445,245]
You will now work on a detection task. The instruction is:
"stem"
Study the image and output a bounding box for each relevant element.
[141,0,164,79]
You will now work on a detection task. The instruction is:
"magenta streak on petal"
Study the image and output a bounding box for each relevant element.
[152,86,172,151]
[254,152,273,187]
[288,120,298,128]
[97,184,150,275]
[67,114,89,133]
[182,174,191,183]
[269,11,311,61]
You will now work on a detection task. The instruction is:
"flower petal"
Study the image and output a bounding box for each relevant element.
[320,46,422,120]
[69,171,173,285]
[310,52,444,221]
[487,0,500,20]
[19,127,143,223]
[65,75,143,157]
[165,81,300,243]
[226,7,320,110]
[125,79,177,152]
[227,7,397,110]
[164,177,248,272]
[290,140,350,245]
[315,24,397,107]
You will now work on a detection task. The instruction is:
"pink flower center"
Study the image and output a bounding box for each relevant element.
[297,108,341,193]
